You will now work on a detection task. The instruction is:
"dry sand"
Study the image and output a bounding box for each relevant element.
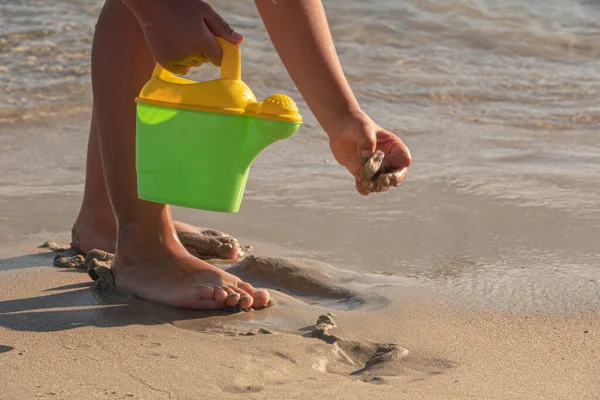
[1,191,599,400]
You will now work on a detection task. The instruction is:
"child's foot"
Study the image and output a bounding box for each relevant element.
[111,228,270,310]
[71,219,244,259]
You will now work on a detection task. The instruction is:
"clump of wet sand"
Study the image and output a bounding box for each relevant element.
[360,149,405,190]
[42,241,116,290]
[176,228,252,260]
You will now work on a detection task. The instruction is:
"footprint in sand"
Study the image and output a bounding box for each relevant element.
[308,313,410,383]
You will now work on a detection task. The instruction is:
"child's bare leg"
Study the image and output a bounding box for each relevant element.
[90,0,269,309]
[72,110,241,259]
[71,109,117,254]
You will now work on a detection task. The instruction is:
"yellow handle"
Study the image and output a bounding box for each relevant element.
[153,37,241,81]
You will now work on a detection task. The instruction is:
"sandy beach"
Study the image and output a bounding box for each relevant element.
[3,0,600,398]
[2,130,600,398]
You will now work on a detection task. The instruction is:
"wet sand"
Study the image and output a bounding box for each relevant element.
[2,187,600,399]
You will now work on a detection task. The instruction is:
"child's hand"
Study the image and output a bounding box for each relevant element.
[125,0,243,75]
[328,111,412,195]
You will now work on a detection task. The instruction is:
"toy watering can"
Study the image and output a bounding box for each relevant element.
[135,37,302,213]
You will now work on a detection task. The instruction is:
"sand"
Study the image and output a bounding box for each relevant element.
[2,109,600,399]
[3,0,600,396]
[2,189,600,399]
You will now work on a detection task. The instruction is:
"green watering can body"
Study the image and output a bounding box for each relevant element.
[135,38,302,213]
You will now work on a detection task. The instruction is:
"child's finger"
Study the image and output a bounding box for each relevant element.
[164,63,191,76]
[186,60,203,67]
[376,172,392,187]
[360,178,376,191]
[355,178,371,196]
[191,22,225,65]
[356,122,377,164]
[376,168,405,187]
[376,130,412,170]
[175,56,205,69]
[391,168,408,187]
[371,183,384,193]
[372,168,407,189]
[362,179,385,193]
[184,56,206,67]
[205,6,244,46]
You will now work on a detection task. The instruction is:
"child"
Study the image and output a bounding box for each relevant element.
[73,0,411,310]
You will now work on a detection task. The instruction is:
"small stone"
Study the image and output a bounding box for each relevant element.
[258,328,273,334]
[360,150,385,182]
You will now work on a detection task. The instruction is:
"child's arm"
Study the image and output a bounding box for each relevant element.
[255,0,411,194]
[122,0,410,194]
[255,1,359,136]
